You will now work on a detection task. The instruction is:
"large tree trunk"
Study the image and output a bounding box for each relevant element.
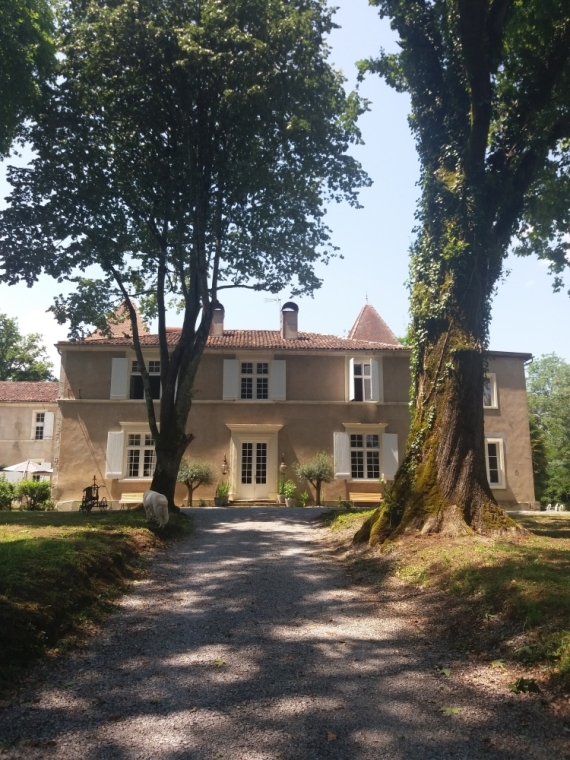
[356,234,519,546]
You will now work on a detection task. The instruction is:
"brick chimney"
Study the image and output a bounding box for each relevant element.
[209,302,225,337]
[280,302,298,340]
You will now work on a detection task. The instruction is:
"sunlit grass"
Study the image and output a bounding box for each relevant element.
[0,509,192,692]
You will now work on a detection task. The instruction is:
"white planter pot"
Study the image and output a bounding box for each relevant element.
[285,498,296,507]
[277,494,286,504]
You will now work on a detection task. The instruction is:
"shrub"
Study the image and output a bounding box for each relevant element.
[177,458,215,506]
[16,480,52,510]
[216,481,230,497]
[295,452,334,506]
[283,480,296,499]
[0,476,15,510]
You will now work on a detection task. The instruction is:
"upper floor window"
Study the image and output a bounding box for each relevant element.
[240,362,269,400]
[130,360,161,400]
[34,412,45,440]
[126,433,156,478]
[349,358,380,402]
[483,373,498,409]
[350,434,380,479]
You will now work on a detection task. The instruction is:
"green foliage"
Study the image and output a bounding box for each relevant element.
[283,480,296,499]
[0,476,15,510]
[215,482,230,498]
[0,0,368,505]
[0,509,191,688]
[15,479,51,510]
[178,458,215,506]
[527,354,570,504]
[295,451,334,506]
[0,313,54,381]
[299,491,310,507]
[0,0,55,157]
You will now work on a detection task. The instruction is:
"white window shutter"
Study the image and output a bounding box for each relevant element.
[334,432,351,479]
[382,433,399,480]
[110,358,129,399]
[105,431,125,479]
[43,412,54,440]
[370,358,380,402]
[348,358,356,400]
[222,359,239,400]
[269,360,286,400]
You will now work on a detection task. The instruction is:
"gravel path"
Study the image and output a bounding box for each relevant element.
[0,507,567,759]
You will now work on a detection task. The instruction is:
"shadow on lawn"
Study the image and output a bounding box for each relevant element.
[0,507,564,759]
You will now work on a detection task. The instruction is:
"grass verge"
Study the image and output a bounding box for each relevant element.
[0,508,192,694]
[322,509,570,688]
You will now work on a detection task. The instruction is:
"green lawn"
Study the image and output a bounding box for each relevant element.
[0,509,192,693]
[323,509,570,685]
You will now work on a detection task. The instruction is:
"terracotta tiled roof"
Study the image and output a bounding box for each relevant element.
[85,302,149,341]
[348,304,402,346]
[0,381,59,403]
[59,329,407,351]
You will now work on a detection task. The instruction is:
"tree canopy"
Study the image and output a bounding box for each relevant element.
[0,0,368,505]
[356,0,570,545]
[0,0,54,157]
[527,354,570,504]
[0,313,54,381]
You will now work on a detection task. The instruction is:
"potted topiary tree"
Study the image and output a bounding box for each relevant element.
[177,458,216,506]
[294,452,334,506]
[283,480,297,507]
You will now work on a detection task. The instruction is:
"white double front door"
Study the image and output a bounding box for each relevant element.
[239,440,269,500]
[227,424,281,501]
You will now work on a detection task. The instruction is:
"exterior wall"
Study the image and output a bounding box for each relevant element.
[61,349,127,400]
[383,356,412,402]
[484,356,536,508]
[0,402,57,468]
[53,347,535,509]
[53,397,410,506]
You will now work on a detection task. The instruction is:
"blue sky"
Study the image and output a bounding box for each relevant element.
[1,0,569,366]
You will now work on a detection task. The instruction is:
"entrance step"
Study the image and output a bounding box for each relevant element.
[230,500,276,506]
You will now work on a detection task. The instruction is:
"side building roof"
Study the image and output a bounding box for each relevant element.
[0,381,59,403]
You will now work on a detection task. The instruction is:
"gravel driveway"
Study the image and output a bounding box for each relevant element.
[0,507,566,759]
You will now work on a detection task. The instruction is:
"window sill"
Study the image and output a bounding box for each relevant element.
[118,478,153,483]
[490,484,507,490]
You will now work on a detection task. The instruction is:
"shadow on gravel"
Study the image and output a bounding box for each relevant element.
[0,507,563,759]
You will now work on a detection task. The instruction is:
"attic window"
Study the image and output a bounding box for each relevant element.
[130,360,161,400]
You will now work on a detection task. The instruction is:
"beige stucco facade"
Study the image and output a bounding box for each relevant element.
[0,400,57,470]
[51,339,536,509]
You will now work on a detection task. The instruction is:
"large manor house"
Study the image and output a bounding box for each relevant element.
[0,302,536,509]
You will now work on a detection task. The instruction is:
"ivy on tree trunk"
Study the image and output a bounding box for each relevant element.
[355,0,570,545]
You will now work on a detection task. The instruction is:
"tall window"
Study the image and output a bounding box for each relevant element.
[485,438,505,488]
[34,413,45,440]
[483,373,497,408]
[350,434,380,479]
[126,433,156,478]
[353,362,372,401]
[240,362,269,400]
[130,360,161,400]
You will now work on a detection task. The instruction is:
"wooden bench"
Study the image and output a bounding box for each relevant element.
[118,492,144,510]
[348,492,383,505]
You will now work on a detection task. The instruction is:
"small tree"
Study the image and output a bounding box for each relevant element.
[295,452,334,507]
[177,459,215,507]
[0,314,54,381]
[16,479,51,510]
[0,476,15,510]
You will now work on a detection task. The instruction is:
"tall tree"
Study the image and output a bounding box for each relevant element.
[527,354,570,504]
[0,0,368,506]
[355,0,570,545]
[0,314,54,381]
[0,0,54,157]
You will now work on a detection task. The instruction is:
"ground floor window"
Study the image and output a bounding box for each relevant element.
[485,438,505,488]
[126,433,156,478]
[350,434,380,479]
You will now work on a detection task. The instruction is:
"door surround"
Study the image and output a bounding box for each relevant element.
[226,424,282,501]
